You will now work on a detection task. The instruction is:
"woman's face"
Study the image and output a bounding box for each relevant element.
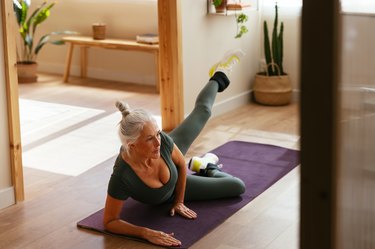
[132,121,161,159]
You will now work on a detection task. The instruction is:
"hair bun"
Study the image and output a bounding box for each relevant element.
[115,100,131,117]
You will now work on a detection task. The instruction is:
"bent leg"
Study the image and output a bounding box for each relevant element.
[184,170,245,201]
[168,72,229,155]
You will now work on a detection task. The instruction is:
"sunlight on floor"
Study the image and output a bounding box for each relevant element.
[19,99,164,176]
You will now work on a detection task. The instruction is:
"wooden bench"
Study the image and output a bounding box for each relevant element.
[62,36,160,92]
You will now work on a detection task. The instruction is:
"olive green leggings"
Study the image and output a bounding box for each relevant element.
[168,77,245,201]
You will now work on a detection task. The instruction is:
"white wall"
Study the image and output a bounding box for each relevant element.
[0,4,15,210]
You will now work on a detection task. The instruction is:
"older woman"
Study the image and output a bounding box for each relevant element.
[103,49,246,247]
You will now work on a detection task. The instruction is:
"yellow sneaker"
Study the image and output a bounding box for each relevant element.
[188,153,219,173]
[209,49,245,77]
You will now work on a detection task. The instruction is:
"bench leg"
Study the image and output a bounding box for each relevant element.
[63,43,74,82]
[81,46,88,78]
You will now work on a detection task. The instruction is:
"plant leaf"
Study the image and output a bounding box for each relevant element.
[32,3,55,34]
[278,22,284,74]
[34,31,79,55]
[264,21,273,75]
[13,0,23,25]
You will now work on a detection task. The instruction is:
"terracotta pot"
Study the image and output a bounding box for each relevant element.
[214,0,227,13]
[17,62,38,83]
[253,73,292,106]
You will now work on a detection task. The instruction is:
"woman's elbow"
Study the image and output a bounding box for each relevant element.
[103,216,119,232]
[103,216,112,231]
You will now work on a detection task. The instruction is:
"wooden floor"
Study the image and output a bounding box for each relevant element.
[0,73,300,249]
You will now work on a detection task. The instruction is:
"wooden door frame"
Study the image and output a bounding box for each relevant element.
[158,0,184,132]
[2,0,183,202]
[1,0,24,202]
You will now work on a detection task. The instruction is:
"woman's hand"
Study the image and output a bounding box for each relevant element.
[144,229,182,247]
[170,202,197,219]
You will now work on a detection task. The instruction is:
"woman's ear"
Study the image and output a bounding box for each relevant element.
[128,143,135,150]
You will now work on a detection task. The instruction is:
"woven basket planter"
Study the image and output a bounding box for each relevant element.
[253,73,292,106]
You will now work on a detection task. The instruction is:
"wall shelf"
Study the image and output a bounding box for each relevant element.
[207,0,258,16]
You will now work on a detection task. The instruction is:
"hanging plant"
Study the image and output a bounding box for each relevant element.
[235,12,248,39]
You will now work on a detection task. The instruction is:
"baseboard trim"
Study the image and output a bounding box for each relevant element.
[38,63,156,86]
[212,89,300,117]
[87,68,155,86]
[212,90,252,117]
[0,187,15,210]
[292,89,300,102]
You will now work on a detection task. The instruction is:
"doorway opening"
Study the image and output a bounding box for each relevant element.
[5,0,183,202]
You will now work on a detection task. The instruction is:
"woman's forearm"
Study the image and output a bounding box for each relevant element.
[105,218,149,238]
[105,218,181,246]
[171,144,189,204]
[174,164,187,204]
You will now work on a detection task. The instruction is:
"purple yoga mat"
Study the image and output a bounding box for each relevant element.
[77,141,300,248]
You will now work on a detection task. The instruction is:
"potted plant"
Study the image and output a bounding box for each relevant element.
[252,3,292,105]
[212,0,227,13]
[13,0,77,83]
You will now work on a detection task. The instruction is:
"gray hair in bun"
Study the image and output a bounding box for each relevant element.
[115,100,157,153]
[116,101,131,117]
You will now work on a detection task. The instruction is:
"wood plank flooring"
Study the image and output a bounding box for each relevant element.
[0,73,300,249]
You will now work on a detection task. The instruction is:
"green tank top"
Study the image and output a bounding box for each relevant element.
[107,132,178,205]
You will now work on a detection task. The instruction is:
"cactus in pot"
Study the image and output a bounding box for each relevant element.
[253,2,291,106]
[263,3,285,76]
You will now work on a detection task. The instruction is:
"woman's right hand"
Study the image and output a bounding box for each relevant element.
[144,229,182,247]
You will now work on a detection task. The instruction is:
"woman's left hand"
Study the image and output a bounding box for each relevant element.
[170,202,197,219]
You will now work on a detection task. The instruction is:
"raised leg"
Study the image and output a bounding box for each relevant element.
[168,49,244,154]
[168,77,224,155]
